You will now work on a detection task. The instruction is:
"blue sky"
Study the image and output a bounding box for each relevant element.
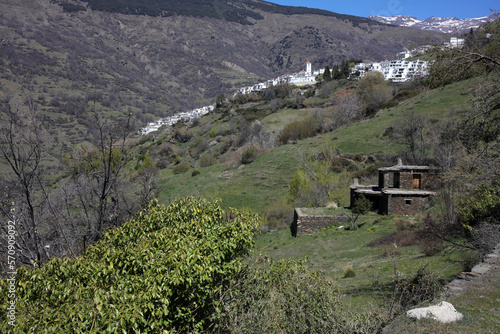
[268,0,497,20]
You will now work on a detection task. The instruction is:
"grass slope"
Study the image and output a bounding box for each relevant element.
[157,76,482,213]
[253,215,463,308]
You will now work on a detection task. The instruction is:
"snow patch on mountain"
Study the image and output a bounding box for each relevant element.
[369,14,496,33]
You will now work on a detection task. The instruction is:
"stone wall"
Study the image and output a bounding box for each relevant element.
[291,208,352,237]
[387,194,430,216]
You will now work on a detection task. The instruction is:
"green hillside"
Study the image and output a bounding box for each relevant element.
[154,75,486,213]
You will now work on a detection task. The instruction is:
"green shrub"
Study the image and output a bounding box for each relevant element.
[0,198,261,332]
[139,135,151,145]
[278,116,320,145]
[343,265,356,278]
[262,201,294,230]
[191,170,201,177]
[459,183,500,232]
[199,153,218,167]
[172,160,190,174]
[241,146,258,164]
[216,258,385,333]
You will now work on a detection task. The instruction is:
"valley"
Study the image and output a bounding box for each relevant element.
[0,0,499,332]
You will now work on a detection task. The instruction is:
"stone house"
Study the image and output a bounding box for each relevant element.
[350,158,439,215]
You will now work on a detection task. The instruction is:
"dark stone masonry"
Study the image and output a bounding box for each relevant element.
[350,158,439,216]
[291,208,351,237]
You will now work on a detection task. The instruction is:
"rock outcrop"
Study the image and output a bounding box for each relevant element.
[407,301,463,323]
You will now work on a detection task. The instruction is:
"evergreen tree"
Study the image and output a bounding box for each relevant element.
[323,65,332,82]
[332,64,342,80]
[341,59,350,78]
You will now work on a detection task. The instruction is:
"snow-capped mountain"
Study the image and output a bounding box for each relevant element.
[369,14,496,34]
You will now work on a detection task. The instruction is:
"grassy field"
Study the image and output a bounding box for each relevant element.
[251,213,463,309]
[157,144,299,211]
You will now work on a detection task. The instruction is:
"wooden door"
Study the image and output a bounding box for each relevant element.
[413,174,421,189]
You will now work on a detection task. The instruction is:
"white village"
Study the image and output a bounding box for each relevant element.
[139,37,464,136]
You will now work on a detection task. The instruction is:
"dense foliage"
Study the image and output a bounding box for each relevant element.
[216,258,386,333]
[459,182,500,231]
[0,197,260,332]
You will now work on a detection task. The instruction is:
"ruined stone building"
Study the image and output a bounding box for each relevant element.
[350,158,439,215]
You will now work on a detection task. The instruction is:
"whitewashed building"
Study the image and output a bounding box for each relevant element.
[351,59,430,83]
[236,61,319,96]
[139,105,214,135]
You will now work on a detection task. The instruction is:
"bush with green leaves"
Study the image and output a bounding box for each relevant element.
[288,163,350,208]
[241,146,258,164]
[0,197,260,333]
[459,182,500,232]
[199,153,218,167]
[172,160,190,174]
[278,116,320,145]
[216,258,386,333]
[351,194,372,230]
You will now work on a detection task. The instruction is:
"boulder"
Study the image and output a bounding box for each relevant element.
[407,301,463,323]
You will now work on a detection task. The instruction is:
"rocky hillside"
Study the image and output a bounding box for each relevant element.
[0,0,447,126]
[369,14,497,34]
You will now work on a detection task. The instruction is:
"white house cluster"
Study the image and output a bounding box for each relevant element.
[139,37,463,135]
[139,105,214,135]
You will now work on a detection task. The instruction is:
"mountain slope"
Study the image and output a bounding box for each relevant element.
[0,0,447,138]
[369,14,496,33]
[70,0,379,25]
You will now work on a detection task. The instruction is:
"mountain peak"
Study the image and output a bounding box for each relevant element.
[369,14,496,33]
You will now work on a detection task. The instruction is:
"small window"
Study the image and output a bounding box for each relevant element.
[405,199,412,205]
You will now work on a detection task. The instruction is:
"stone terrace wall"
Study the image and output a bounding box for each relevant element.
[292,208,351,237]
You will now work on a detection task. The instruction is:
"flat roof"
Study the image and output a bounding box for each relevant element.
[354,188,435,196]
[378,165,433,172]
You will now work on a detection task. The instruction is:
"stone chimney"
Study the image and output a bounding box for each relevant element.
[352,178,359,186]
[397,157,403,166]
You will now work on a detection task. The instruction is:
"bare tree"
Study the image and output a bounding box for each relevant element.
[0,99,48,265]
[64,110,134,247]
[335,92,363,126]
[391,112,427,164]
[460,82,500,152]
[427,14,500,88]
[136,166,159,209]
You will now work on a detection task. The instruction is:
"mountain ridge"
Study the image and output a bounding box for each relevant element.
[369,14,497,33]
[57,0,381,26]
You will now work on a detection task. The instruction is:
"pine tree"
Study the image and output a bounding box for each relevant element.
[323,65,332,82]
